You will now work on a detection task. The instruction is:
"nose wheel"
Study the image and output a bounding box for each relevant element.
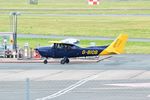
[43,59,48,64]
[60,57,69,64]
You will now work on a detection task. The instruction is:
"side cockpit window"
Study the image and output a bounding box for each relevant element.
[53,43,57,49]
[53,43,78,49]
[54,43,65,49]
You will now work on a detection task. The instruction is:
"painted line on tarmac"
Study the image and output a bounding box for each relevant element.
[106,83,150,98]
[35,73,101,100]
[106,83,150,88]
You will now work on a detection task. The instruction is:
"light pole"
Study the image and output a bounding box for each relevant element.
[10,12,20,52]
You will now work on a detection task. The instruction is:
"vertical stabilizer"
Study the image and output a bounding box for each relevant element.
[100,34,128,55]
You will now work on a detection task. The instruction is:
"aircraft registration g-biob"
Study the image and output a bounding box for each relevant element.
[35,34,128,64]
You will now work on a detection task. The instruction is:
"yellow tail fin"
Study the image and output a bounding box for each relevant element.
[100,34,128,55]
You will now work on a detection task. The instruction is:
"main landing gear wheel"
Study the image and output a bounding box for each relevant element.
[66,58,69,64]
[60,58,69,64]
[44,59,48,64]
[60,59,66,64]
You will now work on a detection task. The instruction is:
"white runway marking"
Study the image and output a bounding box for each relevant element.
[106,83,150,98]
[147,95,150,97]
[35,73,101,100]
[106,83,150,88]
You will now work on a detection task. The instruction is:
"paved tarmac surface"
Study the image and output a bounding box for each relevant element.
[17,13,150,17]
[2,11,150,17]
[0,54,150,100]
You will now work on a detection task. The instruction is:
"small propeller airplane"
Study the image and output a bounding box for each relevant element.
[35,34,128,64]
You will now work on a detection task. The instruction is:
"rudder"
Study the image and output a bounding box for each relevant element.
[100,34,128,55]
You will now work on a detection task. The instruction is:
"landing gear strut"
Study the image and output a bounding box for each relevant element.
[60,57,69,64]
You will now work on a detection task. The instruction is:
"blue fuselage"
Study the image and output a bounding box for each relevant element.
[35,44,108,58]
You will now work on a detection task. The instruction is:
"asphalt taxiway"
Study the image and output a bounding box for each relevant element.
[0,54,150,100]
